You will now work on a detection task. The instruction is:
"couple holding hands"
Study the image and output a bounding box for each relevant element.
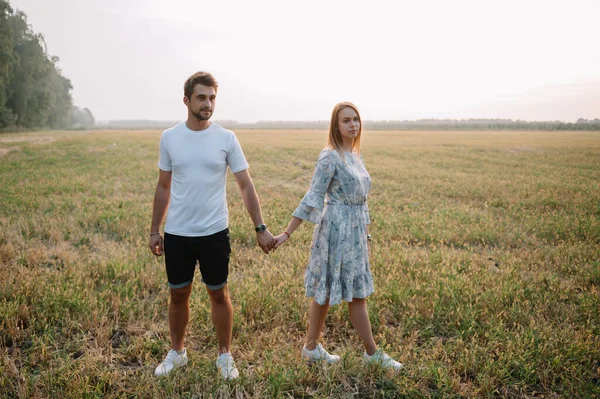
[149,72,402,380]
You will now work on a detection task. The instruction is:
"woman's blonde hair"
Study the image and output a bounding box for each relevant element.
[326,102,362,156]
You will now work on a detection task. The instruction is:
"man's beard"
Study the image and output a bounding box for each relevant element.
[192,108,212,121]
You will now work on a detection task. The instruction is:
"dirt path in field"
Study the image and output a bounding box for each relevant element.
[0,135,55,157]
[0,135,56,144]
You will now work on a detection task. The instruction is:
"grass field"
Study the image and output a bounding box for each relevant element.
[1,129,599,398]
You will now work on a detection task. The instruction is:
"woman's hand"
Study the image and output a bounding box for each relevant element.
[273,233,290,249]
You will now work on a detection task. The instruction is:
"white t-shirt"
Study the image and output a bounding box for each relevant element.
[158,122,249,236]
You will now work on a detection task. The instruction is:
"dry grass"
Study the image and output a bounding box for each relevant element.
[0,129,599,398]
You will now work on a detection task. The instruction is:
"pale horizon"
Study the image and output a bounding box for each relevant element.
[10,0,600,123]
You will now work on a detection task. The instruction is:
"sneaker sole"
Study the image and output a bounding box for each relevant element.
[154,360,188,377]
[218,369,239,380]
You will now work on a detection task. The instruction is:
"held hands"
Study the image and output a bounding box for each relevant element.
[273,232,289,249]
[256,229,276,254]
[257,227,291,253]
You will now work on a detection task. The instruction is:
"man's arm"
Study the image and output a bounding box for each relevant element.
[149,169,172,256]
[233,169,275,253]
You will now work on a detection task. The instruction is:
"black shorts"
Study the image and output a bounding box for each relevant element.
[164,228,231,290]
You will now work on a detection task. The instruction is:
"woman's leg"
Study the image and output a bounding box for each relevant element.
[347,298,377,355]
[305,299,330,350]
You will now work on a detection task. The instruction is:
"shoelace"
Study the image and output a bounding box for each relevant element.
[317,345,325,357]
[219,355,234,367]
[166,350,182,362]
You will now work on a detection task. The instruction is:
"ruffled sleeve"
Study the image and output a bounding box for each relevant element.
[292,149,336,223]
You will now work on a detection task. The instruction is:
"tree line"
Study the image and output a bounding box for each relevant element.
[218,118,600,131]
[0,0,94,131]
[98,118,600,131]
[362,118,600,131]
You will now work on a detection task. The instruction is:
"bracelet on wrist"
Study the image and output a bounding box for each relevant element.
[283,231,290,239]
[150,231,161,236]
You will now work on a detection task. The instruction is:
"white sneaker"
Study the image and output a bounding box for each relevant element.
[216,353,239,380]
[301,343,341,364]
[363,349,403,371]
[154,348,188,376]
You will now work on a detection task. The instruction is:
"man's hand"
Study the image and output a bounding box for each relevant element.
[256,230,275,254]
[149,234,164,256]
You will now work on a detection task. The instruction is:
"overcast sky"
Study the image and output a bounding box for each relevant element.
[10,0,600,122]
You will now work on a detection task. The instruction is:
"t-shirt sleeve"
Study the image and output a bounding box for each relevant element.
[157,131,171,171]
[227,133,249,173]
[292,149,336,224]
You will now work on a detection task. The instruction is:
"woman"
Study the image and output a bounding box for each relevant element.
[274,102,402,370]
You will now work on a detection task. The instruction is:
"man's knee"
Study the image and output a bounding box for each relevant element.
[170,285,192,304]
[207,286,229,305]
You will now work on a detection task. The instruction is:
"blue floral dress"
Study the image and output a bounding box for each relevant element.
[293,148,374,305]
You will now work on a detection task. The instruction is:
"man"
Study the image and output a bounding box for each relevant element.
[149,71,275,379]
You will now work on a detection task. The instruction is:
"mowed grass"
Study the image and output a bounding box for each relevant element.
[0,129,599,398]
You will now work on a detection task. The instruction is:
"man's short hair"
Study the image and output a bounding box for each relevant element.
[184,72,218,98]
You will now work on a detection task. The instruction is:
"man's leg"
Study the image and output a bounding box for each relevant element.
[169,283,193,351]
[206,284,233,354]
[155,233,195,376]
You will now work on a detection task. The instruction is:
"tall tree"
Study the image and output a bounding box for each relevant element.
[47,56,73,129]
[6,11,53,128]
[1,1,79,130]
[0,0,16,127]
